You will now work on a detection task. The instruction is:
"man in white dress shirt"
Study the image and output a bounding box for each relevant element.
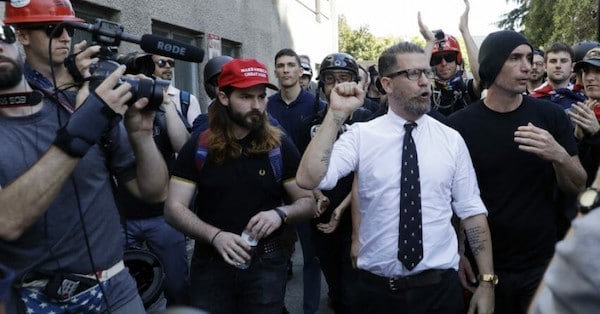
[152,54,202,125]
[296,41,495,314]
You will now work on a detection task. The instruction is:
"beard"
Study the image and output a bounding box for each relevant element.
[404,98,431,116]
[391,88,431,117]
[227,106,266,131]
[0,55,23,89]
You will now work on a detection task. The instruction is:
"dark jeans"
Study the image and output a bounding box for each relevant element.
[494,265,548,314]
[356,269,463,314]
[313,225,358,314]
[189,249,289,314]
[122,216,190,306]
[296,221,321,314]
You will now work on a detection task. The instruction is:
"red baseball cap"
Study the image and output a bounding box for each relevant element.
[218,59,278,91]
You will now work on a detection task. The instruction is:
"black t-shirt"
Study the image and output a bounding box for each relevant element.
[117,111,176,218]
[297,107,372,233]
[447,96,577,271]
[172,129,300,236]
[431,78,478,116]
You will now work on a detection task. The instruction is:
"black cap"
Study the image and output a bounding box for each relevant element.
[574,47,600,73]
[478,30,532,89]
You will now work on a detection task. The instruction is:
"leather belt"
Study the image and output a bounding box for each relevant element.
[358,269,447,291]
[81,260,125,281]
[18,261,126,300]
[21,260,125,288]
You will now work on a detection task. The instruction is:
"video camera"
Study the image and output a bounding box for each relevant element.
[57,18,205,110]
[433,29,445,41]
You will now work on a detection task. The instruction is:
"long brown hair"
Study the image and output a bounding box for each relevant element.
[207,87,282,164]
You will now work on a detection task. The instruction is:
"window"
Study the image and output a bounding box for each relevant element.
[221,38,242,59]
[71,3,118,49]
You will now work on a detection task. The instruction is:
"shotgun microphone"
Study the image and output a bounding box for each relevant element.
[65,20,205,63]
[139,34,204,63]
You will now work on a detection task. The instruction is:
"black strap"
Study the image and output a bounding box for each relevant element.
[64,52,85,87]
[178,90,192,130]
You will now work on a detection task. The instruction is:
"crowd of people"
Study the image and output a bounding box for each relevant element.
[1,0,600,313]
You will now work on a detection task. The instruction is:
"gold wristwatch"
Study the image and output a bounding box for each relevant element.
[578,187,600,214]
[478,274,499,285]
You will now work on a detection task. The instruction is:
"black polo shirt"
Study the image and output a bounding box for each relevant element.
[172,129,300,236]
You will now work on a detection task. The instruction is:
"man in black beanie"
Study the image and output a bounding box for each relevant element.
[447,30,586,314]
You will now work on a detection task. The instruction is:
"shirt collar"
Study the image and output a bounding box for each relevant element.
[385,108,428,132]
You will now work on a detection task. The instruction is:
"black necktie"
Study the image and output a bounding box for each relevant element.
[398,122,423,270]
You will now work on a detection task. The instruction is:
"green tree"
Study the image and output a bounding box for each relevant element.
[497,0,528,31]
[500,0,598,48]
[522,0,554,48]
[550,0,596,45]
[338,15,401,61]
[339,15,380,60]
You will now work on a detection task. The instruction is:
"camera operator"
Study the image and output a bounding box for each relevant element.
[0,19,168,314]
[4,0,100,110]
[418,0,481,116]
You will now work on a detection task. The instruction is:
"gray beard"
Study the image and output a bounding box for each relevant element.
[404,98,431,116]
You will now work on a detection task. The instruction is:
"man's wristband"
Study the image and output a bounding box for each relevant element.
[210,230,223,246]
[273,207,288,224]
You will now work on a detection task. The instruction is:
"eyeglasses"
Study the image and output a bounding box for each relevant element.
[430,53,457,66]
[532,61,544,67]
[385,68,435,81]
[26,24,75,38]
[155,59,175,68]
[0,25,16,44]
[321,72,354,84]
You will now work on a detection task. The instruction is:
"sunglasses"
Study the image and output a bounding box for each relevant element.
[155,59,175,68]
[0,25,16,44]
[430,53,457,66]
[26,24,75,38]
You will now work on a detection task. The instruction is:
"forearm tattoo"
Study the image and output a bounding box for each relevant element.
[332,113,346,126]
[320,147,332,170]
[465,225,487,257]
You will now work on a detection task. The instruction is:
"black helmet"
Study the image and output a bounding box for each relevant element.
[301,62,313,79]
[124,249,164,309]
[318,53,359,81]
[572,41,600,63]
[203,55,233,98]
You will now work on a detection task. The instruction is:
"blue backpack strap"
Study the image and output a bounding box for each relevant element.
[269,146,282,183]
[194,129,211,172]
[180,90,190,118]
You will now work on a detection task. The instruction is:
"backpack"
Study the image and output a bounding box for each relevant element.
[194,129,283,182]
[179,90,192,130]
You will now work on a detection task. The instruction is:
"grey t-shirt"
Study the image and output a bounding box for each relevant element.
[0,99,136,277]
[531,209,600,313]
